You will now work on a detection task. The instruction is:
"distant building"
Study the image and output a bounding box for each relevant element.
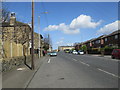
[58,46,75,51]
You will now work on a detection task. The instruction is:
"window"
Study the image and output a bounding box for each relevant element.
[98,40,100,43]
[105,38,108,42]
[96,40,100,44]
[115,35,118,39]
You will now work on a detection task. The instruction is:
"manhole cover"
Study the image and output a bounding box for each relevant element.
[46,75,50,77]
[58,78,64,80]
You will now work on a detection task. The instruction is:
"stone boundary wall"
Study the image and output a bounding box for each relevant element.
[2,55,32,72]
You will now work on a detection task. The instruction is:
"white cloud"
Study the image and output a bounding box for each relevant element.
[66,43,74,46]
[97,20,119,35]
[56,40,63,45]
[56,37,64,45]
[55,37,74,48]
[60,37,64,40]
[70,14,101,29]
[44,14,101,34]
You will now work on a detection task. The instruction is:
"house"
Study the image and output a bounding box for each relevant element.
[102,30,120,48]
[1,13,31,58]
[1,12,44,58]
[90,30,120,49]
[58,46,75,51]
[74,30,120,54]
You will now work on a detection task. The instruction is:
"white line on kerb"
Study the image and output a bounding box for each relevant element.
[97,68,120,78]
[48,59,51,63]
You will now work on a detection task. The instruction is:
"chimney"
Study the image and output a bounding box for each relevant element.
[10,12,16,26]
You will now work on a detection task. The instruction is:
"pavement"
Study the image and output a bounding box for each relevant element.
[2,56,48,88]
[89,54,111,58]
[2,52,120,88]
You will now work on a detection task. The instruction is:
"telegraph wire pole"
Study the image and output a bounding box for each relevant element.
[31,0,34,70]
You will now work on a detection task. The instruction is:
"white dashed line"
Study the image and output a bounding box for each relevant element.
[47,59,51,63]
[72,58,77,61]
[97,68,120,78]
[79,61,90,66]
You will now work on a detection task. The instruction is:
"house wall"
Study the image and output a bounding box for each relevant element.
[59,46,75,51]
[2,26,31,59]
[103,34,120,48]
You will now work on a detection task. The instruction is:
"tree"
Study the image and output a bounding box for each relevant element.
[1,2,10,22]
[43,34,52,51]
[81,45,88,54]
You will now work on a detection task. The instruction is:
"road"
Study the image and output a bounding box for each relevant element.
[27,51,119,88]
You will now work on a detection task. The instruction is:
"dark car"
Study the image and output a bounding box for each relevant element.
[111,49,120,59]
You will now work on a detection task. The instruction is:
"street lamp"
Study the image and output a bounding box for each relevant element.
[38,11,48,58]
[38,16,41,58]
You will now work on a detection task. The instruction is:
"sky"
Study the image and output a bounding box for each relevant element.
[4,2,119,49]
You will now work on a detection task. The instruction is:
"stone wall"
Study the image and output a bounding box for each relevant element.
[2,55,32,72]
[0,27,2,60]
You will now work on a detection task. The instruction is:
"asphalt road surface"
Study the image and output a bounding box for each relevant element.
[27,51,119,88]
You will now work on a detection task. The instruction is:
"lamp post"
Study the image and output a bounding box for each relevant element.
[38,11,48,58]
[38,16,41,58]
[31,0,34,70]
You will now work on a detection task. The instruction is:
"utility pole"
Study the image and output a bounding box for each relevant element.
[38,16,41,58]
[31,0,34,70]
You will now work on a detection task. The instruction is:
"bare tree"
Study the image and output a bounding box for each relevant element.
[43,33,52,51]
[1,2,10,22]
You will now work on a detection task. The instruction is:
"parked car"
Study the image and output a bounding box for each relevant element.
[47,52,51,55]
[78,50,84,55]
[111,49,120,59]
[72,50,78,54]
[49,52,57,56]
[65,49,70,53]
[69,50,73,53]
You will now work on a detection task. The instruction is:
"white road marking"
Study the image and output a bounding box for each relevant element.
[79,61,90,66]
[48,59,51,63]
[17,68,26,71]
[72,58,77,61]
[97,68,120,78]
[51,57,56,58]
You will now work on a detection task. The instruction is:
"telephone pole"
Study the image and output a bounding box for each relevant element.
[31,0,34,70]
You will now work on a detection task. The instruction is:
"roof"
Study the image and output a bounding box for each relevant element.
[106,30,120,37]
[83,38,98,44]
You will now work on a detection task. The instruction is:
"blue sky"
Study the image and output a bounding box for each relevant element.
[5,2,118,49]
